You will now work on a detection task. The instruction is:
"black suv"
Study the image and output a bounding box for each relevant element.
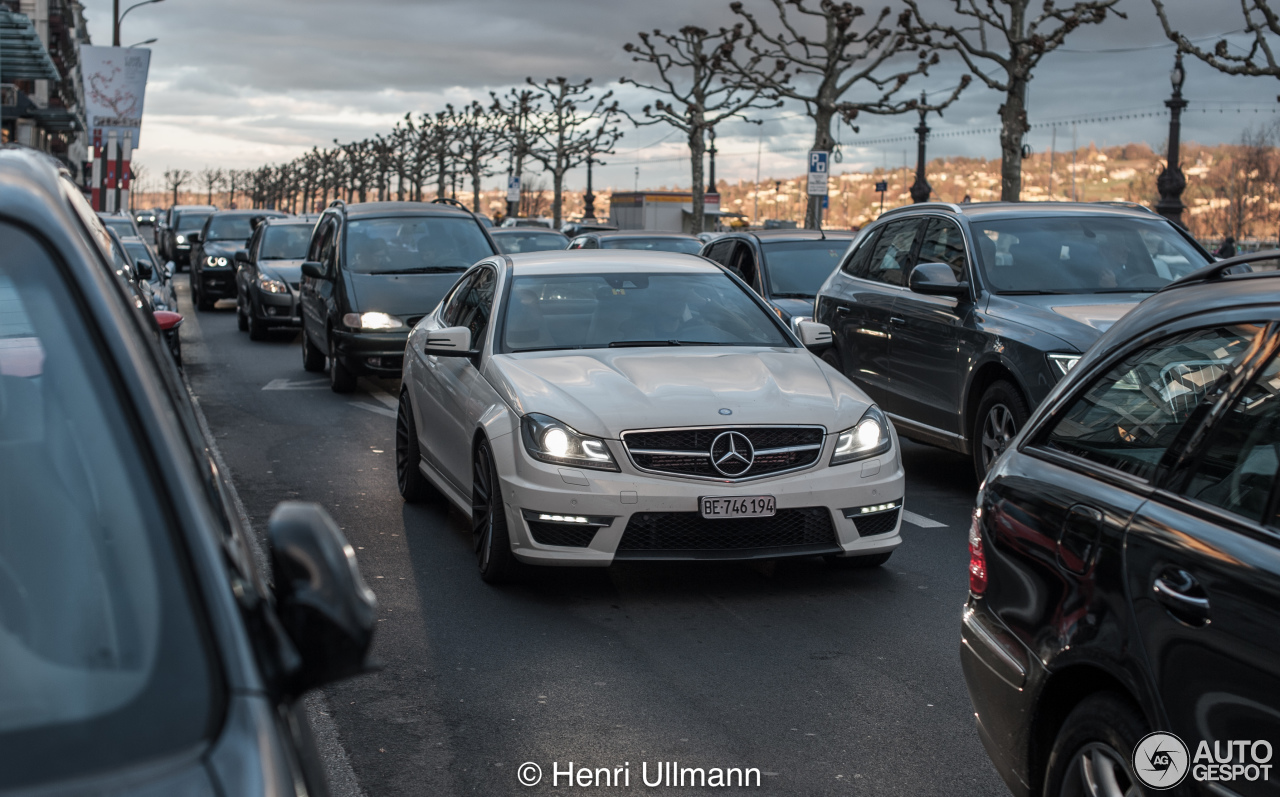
[235,215,317,340]
[700,229,857,333]
[191,209,287,311]
[299,199,498,392]
[963,251,1280,797]
[814,201,1212,479]
[158,204,216,269]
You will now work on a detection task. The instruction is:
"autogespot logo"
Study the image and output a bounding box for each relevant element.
[1133,732,1190,790]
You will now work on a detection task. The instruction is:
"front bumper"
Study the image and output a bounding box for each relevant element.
[488,427,905,566]
[175,243,192,265]
[199,267,237,299]
[331,328,408,377]
[250,286,302,327]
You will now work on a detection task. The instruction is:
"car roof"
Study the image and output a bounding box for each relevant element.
[491,227,567,235]
[504,250,719,276]
[261,215,316,226]
[733,229,859,242]
[586,230,700,239]
[208,208,286,218]
[875,200,1166,223]
[335,201,477,220]
[172,204,216,212]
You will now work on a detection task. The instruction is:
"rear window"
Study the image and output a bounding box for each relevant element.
[761,240,852,297]
[174,211,211,233]
[205,214,257,242]
[260,225,314,260]
[345,215,494,274]
[0,225,218,788]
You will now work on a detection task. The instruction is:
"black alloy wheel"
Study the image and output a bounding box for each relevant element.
[193,274,214,311]
[247,300,268,341]
[972,380,1028,481]
[236,292,249,331]
[471,439,520,584]
[301,326,325,372]
[1043,693,1148,797]
[395,391,433,503]
[328,336,356,393]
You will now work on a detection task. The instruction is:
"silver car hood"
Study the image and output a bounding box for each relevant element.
[485,347,872,439]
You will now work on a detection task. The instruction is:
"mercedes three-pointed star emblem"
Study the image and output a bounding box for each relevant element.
[710,431,755,477]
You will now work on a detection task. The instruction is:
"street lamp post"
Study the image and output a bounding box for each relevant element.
[910,92,932,204]
[583,154,596,221]
[114,0,165,48]
[1156,53,1188,227]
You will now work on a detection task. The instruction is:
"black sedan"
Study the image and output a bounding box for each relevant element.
[489,227,569,254]
[962,250,1280,797]
[700,229,857,332]
[0,143,375,796]
[191,208,287,310]
[158,204,216,269]
[236,216,316,339]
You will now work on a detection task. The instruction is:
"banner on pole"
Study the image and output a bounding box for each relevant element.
[80,45,151,148]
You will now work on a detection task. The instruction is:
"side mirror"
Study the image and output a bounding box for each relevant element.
[909,262,970,298]
[134,258,154,280]
[269,502,377,695]
[188,231,202,244]
[234,249,250,264]
[301,260,327,279]
[166,261,176,277]
[153,310,183,331]
[796,320,833,350]
[423,325,476,356]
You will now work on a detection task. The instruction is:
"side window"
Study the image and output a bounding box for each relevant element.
[440,271,479,327]
[840,228,881,276]
[306,218,331,263]
[862,219,922,286]
[732,243,759,288]
[1181,352,1280,524]
[452,267,497,348]
[917,218,968,282]
[1043,324,1264,481]
[319,221,338,271]
[704,239,734,266]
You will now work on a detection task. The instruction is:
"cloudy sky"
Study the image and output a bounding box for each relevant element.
[81,0,1276,191]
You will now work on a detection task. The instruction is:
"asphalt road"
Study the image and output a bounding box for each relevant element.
[178,284,1008,797]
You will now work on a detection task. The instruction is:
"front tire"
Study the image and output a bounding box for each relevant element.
[301,326,325,372]
[193,275,214,311]
[971,380,1028,481]
[247,303,269,341]
[395,391,433,503]
[472,438,521,584]
[1042,692,1147,797]
[236,293,249,331]
[328,336,356,393]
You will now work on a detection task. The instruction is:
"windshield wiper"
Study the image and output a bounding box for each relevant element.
[369,266,467,275]
[997,290,1073,296]
[607,339,732,347]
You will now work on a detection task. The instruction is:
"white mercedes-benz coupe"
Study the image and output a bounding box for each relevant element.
[396,250,905,582]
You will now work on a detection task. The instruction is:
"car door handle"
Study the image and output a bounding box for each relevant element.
[835,305,851,315]
[890,316,906,325]
[1153,569,1210,624]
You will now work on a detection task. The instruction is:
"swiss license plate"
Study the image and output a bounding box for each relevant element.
[699,495,777,519]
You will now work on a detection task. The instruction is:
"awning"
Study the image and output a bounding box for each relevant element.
[30,106,81,131]
[1,9,62,82]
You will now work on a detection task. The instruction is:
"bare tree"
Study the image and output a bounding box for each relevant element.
[129,162,146,211]
[198,167,225,206]
[524,77,624,227]
[732,1,965,227]
[1191,123,1280,241]
[622,26,781,233]
[445,101,505,212]
[164,168,192,207]
[491,88,542,216]
[1152,0,1280,77]
[901,0,1124,200]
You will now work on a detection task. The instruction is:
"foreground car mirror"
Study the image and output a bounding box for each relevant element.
[423,325,477,356]
[909,262,970,298]
[153,310,183,331]
[234,249,250,264]
[796,320,833,350]
[166,261,176,277]
[269,502,377,695]
[134,258,154,280]
[301,260,327,279]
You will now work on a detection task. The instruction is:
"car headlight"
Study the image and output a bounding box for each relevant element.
[521,413,619,471]
[205,255,228,267]
[1048,353,1081,379]
[257,272,289,294]
[176,235,187,245]
[342,311,405,330]
[789,314,813,333]
[831,406,892,465]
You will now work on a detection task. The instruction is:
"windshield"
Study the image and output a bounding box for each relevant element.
[493,231,569,254]
[973,216,1210,295]
[174,212,211,234]
[761,240,852,297]
[501,271,791,352]
[600,237,703,255]
[261,225,313,260]
[205,215,257,242]
[345,216,494,274]
[0,224,217,788]
[100,217,135,238]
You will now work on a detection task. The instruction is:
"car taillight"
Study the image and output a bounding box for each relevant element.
[968,508,987,595]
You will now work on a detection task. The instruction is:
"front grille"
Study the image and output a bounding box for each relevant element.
[615,507,838,559]
[528,521,598,548]
[854,508,899,537]
[622,426,824,481]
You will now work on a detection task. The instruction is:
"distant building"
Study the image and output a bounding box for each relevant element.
[1,0,91,182]
[608,191,724,233]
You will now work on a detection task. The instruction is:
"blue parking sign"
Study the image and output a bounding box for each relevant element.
[807,151,830,196]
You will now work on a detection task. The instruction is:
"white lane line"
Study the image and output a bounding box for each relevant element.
[263,377,330,390]
[903,510,947,528]
[350,401,397,419]
[360,378,399,410]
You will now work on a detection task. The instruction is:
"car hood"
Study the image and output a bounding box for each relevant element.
[259,259,305,285]
[985,293,1144,352]
[345,271,465,319]
[486,347,871,440]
